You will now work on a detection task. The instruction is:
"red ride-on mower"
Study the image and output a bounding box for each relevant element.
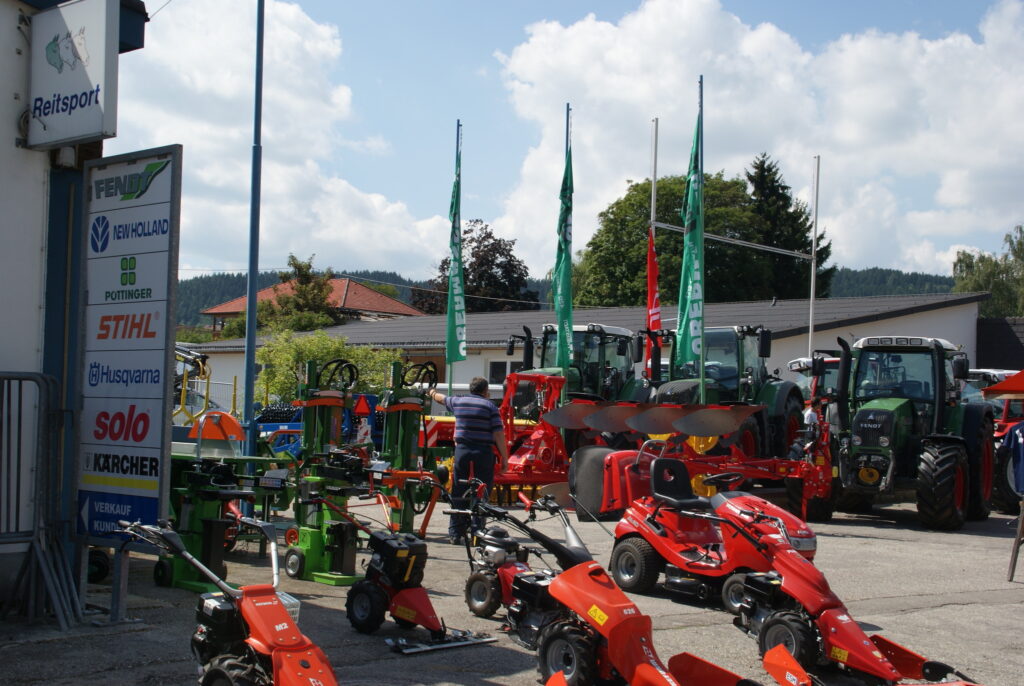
[447,488,806,686]
[609,454,816,613]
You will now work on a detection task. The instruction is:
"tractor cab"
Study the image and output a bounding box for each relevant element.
[510,323,640,401]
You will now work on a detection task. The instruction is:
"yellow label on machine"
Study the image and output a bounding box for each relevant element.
[393,605,416,622]
[829,646,849,663]
[587,605,609,626]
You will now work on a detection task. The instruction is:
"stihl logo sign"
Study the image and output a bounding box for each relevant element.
[93,405,151,442]
[97,313,158,340]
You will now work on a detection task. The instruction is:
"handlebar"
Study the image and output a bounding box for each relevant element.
[402,362,438,390]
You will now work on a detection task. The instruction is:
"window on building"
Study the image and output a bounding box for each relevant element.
[489,360,525,384]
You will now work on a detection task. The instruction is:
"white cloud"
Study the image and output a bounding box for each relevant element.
[112,0,1024,287]
[494,0,1024,276]
[109,0,447,279]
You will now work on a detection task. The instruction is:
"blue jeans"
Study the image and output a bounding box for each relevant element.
[448,441,496,539]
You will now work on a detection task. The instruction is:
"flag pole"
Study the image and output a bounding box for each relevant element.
[647,117,659,365]
[445,119,466,397]
[697,75,706,404]
[808,154,820,357]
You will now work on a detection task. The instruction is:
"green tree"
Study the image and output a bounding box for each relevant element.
[953,225,1024,316]
[576,172,769,307]
[746,153,835,299]
[220,300,278,339]
[273,254,345,328]
[361,281,400,299]
[256,329,405,402]
[412,220,539,313]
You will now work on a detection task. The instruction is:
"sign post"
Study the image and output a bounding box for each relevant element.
[78,145,181,546]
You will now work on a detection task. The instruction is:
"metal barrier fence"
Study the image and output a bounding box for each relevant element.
[0,372,81,630]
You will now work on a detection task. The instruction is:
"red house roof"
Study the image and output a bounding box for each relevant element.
[201,278,424,318]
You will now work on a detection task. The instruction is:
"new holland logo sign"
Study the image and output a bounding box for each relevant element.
[90,216,110,252]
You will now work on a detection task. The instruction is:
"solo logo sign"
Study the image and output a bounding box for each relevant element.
[93,404,151,442]
[97,312,159,340]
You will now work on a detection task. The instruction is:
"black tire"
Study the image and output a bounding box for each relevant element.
[345,580,388,634]
[835,488,874,514]
[916,441,968,531]
[733,416,762,459]
[284,548,304,579]
[87,548,111,584]
[773,394,804,458]
[720,572,747,615]
[784,477,838,522]
[153,558,173,587]
[200,654,256,686]
[568,445,616,522]
[964,412,995,521]
[537,621,600,686]
[464,570,502,618]
[992,443,1021,514]
[609,537,663,593]
[757,611,819,668]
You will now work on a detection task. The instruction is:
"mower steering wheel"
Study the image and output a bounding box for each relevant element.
[700,472,745,490]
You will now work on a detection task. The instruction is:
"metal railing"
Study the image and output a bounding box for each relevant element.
[0,372,80,630]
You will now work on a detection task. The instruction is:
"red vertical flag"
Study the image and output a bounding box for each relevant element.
[645,225,661,364]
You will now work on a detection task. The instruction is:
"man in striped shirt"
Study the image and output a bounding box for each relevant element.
[428,377,509,544]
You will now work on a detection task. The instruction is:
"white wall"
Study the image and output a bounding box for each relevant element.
[1,0,50,373]
[773,302,980,387]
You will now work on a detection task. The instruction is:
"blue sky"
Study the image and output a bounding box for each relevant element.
[110,0,1024,282]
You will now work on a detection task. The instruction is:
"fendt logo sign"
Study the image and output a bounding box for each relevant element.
[93,160,169,202]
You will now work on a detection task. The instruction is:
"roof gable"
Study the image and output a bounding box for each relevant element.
[201,278,423,317]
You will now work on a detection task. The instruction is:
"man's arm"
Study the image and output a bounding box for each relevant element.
[493,428,509,467]
[427,388,447,405]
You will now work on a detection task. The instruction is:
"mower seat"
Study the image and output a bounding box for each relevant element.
[651,458,710,511]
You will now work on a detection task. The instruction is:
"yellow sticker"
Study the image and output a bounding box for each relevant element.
[587,604,609,626]
[393,605,416,621]
[829,646,849,663]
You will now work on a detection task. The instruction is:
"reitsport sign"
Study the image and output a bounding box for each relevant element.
[78,145,181,539]
[28,0,119,149]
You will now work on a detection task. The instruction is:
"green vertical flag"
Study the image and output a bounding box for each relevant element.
[553,144,574,372]
[445,125,467,363]
[673,109,704,379]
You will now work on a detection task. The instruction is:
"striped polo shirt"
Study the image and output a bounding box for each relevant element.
[445,394,502,444]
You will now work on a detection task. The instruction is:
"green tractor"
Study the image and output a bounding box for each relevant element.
[645,325,806,458]
[507,322,651,402]
[832,336,995,530]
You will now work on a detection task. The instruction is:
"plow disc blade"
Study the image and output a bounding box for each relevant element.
[671,405,764,437]
[540,401,604,429]
[583,403,656,433]
[626,405,703,435]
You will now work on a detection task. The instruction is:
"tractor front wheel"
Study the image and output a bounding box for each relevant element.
[992,443,1021,514]
[345,580,388,634]
[916,441,969,531]
[757,611,819,669]
[965,413,995,521]
[609,537,663,594]
[720,573,748,615]
[774,395,804,458]
[537,621,600,686]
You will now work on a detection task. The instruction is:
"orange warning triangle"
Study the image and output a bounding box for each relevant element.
[353,394,372,416]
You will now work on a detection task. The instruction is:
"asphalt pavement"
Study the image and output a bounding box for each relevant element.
[2,500,1023,686]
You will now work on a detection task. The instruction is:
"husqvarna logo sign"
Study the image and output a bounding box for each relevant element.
[90,215,110,252]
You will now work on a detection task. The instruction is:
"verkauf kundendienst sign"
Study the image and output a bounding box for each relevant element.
[28,0,119,149]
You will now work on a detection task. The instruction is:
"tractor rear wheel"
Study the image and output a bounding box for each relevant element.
[345,580,388,634]
[537,621,600,686]
[992,443,1021,514]
[757,611,819,669]
[916,441,968,531]
[609,537,663,594]
[964,413,995,521]
[773,395,804,458]
[568,446,616,522]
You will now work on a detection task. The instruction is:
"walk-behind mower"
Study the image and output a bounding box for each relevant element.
[447,485,802,686]
[119,517,337,686]
[338,477,496,655]
[608,450,815,613]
